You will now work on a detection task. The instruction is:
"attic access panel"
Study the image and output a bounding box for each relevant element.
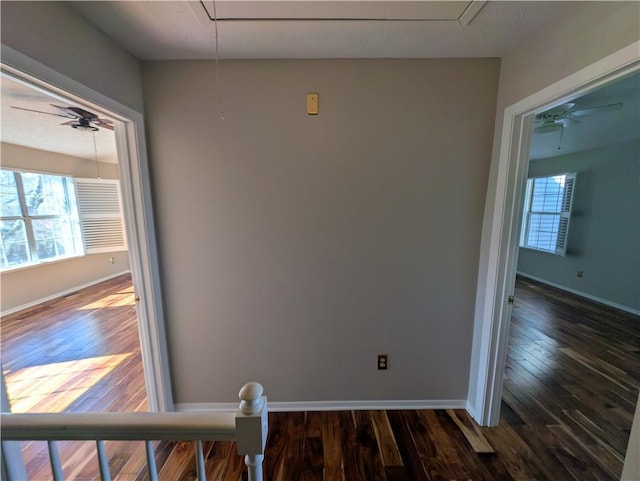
[199,1,486,24]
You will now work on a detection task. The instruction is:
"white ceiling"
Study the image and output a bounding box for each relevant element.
[0,75,118,164]
[69,1,574,59]
[1,1,637,163]
[529,72,640,160]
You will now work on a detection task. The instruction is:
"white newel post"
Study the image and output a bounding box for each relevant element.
[235,382,268,481]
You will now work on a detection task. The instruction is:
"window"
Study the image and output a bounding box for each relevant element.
[1,170,126,271]
[1,169,83,269]
[520,173,576,256]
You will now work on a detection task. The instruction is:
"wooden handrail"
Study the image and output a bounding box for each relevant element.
[0,412,237,441]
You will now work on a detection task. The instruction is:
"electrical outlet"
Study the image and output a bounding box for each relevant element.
[377,354,388,370]
[577,270,584,278]
[110,257,115,264]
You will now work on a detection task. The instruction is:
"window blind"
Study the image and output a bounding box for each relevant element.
[75,178,127,254]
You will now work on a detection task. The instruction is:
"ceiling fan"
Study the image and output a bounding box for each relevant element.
[534,101,623,134]
[11,104,114,132]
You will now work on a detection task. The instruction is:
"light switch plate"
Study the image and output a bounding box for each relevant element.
[306,92,318,115]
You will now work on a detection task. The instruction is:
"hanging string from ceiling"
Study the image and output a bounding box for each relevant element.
[557,125,564,151]
[92,130,101,179]
[211,0,225,120]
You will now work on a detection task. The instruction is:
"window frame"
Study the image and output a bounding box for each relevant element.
[519,172,576,256]
[0,168,84,271]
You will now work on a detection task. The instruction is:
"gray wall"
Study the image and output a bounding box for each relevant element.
[470,1,640,409]
[1,1,144,113]
[0,143,130,313]
[518,140,640,311]
[142,58,500,404]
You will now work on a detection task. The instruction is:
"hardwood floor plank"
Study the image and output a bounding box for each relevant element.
[264,412,288,481]
[545,425,617,481]
[433,410,510,481]
[559,347,637,391]
[339,411,364,481]
[353,411,387,481]
[383,466,409,481]
[301,412,324,481]
[418,410,468,480]
[370,410,403,467]
[280,411,305,480]
[156,440,196,480]
[218,443,245,481]
[386,411,430,481]
[480,423,549,481]
[558,411,624,478]
[514,425,582,481]
[204,441,233,481]
[321,411,345,481]
[445,409,494,454]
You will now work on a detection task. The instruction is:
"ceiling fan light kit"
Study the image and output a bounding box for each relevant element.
[534,123,563,134]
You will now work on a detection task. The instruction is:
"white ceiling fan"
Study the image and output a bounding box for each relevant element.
[534,101,623,134]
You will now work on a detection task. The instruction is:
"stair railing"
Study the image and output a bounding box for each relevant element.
[1,382,267,481]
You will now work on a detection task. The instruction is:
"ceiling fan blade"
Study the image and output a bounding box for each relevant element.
[10,106,75,119]
[570,102,623,117]
[93,118,115,130]
[50,104,81,118]
[559,117,580,128]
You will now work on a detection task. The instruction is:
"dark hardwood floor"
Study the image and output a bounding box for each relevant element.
[499,275,639,480]
[1,274,638,480]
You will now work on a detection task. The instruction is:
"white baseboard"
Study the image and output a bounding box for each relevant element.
[517,272,640,316]
[1,271,131,317]
[176,399,467,413]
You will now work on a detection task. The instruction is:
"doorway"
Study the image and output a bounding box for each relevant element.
[0,71,147,414]
[470,42,640,427]
[499,72,640,478]
[0,53,172,413]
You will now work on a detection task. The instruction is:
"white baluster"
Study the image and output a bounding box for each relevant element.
[235,382,268,481]
[244,454,264,481]
[47,440,64,481]
[195,440,206,481]
[145,441,159,481]
[96,440,111,481]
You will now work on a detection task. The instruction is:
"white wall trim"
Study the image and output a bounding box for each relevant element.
[465,399,479,420]
[469,40,640,427]
[1,45,174,413]
[516,272,640,316]
[1,271,131,317]
[176,399,467,413]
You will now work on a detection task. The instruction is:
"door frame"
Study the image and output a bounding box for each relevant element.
[469,40,640,426]
[1,45,174,413]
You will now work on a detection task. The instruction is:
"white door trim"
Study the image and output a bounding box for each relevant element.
[469,40,640,426]
[1,45,174,413]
